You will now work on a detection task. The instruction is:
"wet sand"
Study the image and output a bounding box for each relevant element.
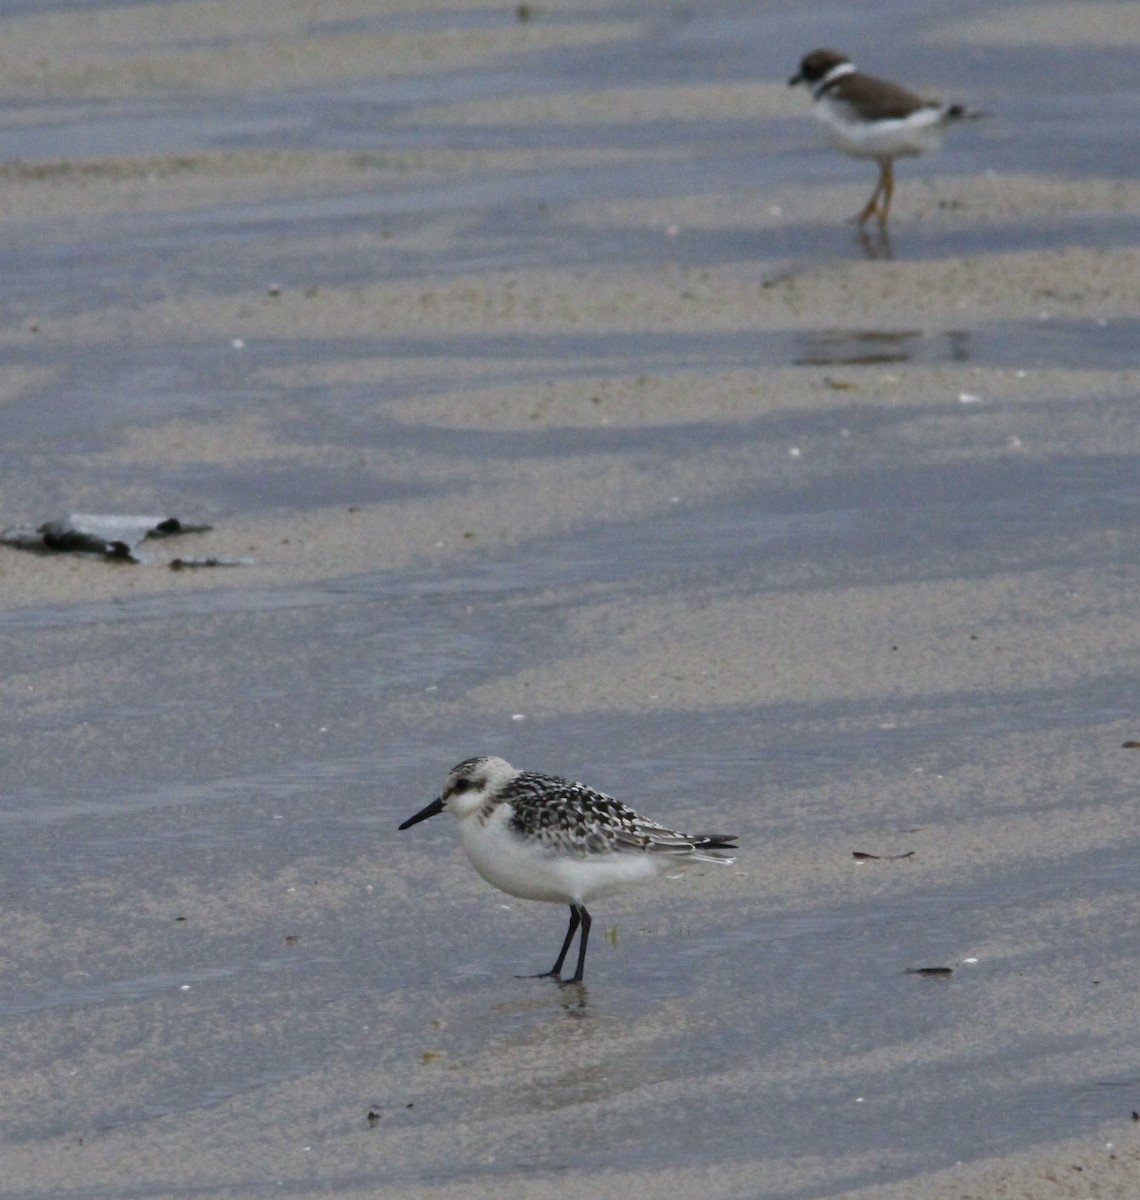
[1,2,1139,1198]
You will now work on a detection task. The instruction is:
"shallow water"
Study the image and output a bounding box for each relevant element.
[1,1,1139,1196]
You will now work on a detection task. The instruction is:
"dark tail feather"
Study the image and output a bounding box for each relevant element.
[694,833,738,851]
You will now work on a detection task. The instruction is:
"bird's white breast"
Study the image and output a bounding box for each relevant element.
[816,97,949,159]
[456,803,660,906]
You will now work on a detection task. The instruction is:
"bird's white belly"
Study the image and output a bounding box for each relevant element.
[458,815,659,905]
[817,103,946,159]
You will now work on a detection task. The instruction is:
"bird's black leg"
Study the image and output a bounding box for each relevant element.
[563,905,591,986]
[520,905,580,979]
[548,904,580,976]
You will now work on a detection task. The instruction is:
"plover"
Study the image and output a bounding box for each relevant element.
[789,48,983,228]
[399,756,737,984]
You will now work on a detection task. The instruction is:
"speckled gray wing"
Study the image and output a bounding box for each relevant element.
[502,771,737,859]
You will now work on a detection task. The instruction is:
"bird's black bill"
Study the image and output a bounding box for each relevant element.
[398,796,444,830]
[788,71,804,87]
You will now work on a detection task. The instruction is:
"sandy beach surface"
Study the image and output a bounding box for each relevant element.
[1,2,1138,1197]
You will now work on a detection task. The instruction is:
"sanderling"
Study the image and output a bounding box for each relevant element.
[789,48,985,228]
[399,755,737,984]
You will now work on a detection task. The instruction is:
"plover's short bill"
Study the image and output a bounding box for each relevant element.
[399,756,737,984]
[789,48,984,229]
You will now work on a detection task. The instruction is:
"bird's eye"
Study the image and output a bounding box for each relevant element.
[452,778,471,794]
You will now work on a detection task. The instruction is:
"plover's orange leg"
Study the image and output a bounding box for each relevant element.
[856,158,893,227]
[878,159,895,227]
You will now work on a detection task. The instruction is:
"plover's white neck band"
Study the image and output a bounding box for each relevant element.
[813,60,856,99]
